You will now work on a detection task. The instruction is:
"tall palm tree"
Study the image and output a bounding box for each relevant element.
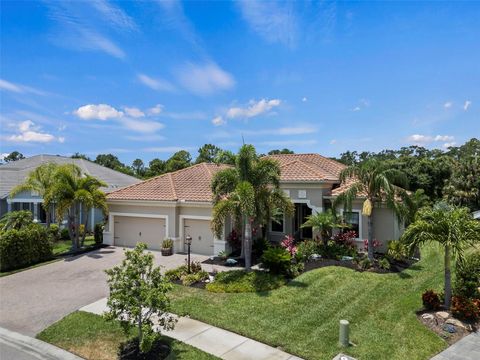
[402,203,480,308]
[49,164,108,250]
[211,145,293,270]
[10,162,58,227]
[334,159,411,261]
[301,210,343,247]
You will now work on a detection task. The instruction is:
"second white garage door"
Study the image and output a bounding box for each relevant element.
[114,216,166,251]
[183,219,214,255]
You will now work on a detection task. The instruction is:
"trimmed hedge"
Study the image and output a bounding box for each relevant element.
[0,224,53,272]
[94,223,103,245]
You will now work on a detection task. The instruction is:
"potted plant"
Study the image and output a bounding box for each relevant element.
[161,238,174,256]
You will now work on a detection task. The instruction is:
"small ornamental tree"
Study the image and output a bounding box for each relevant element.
[104,243,177,353]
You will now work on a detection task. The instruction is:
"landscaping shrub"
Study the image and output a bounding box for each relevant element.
[94,223,103,244]
[422,290,441,310]
[227,229,241,252]
[280,235,297,256]
[320,231,357,259]
[358,257,372,270]
[180,271,209,286]
[0,210,33,231]
[387,240,407,262]
[0,223,53,272]
[454,250,480,299]
[450,296,480,321]
[288,261,305,278]
[165,261,206,286]
[162,238,174,249]
[261,247,292,275]
[253,237,270,258]
[206,270,286,293]
[60,227,70,240]
[47,224,60,242]
[378,257,390,270]
[296,240,318,261]
[217,250,229,260]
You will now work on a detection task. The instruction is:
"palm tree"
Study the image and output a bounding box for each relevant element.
[211,145,293,270]
[10,162,58,227]
[301,210,343,247]
[334,159,411,261]
[49,164,108,250]
[402,203,480,308]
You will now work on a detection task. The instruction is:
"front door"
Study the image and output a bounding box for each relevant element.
[293,203,312,241]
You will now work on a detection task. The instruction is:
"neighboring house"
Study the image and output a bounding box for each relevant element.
[104,154,404,255]
[0,155,140,230]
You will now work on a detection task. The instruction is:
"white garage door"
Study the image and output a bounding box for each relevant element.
[184,219,214,255]
[114,216,166,251]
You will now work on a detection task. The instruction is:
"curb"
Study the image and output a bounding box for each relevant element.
[0,327,83,360]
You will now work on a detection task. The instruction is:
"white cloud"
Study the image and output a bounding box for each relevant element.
[124,107,145,118]
[352,98,370,112]
[165,111,207,120]
[147,104,164,115]
[302,97,308,102]
[0,79,48,96]
[237,0,298,47]
[176,62,235,96]
[226,99,281,119]
[212,116,225,126]
[90,0,138,31]
[118,118,164,133]
[352,106,361,112]
[58,136,65,143]
[444,101,452,109]
[1,153,10,161]
[443,142,456,149]
[74,104,124,120]
[137,74,176,92]
[464,100,471,111]
[4,120,61,143]
[407,134,455,145]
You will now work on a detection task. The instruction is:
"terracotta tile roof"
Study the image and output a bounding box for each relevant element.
[331,177,368,197]
[106,163,230,202]
[265,153,346,182]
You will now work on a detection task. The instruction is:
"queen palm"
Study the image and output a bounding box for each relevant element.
[334,159,411,261]
[211,145,293,270]
[402,203,480,308]
[49,164,108,250]
[10,162,58,227]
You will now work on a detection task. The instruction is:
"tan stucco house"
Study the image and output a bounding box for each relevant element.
[103,154,404,255]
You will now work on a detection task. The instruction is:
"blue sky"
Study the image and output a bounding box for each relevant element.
[1,1,479,164]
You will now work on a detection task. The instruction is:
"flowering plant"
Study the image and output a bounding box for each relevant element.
[281,235,297,256]
[333,231,357,249]
[363,238,381,251]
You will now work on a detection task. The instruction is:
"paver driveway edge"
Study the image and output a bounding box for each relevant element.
[0,326,83,360]
[80,298,304,360]
[430,331,480,360]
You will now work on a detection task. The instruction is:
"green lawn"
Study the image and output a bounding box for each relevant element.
[169,244,447,360]
[37,311,218,360]
[52,236,96,255]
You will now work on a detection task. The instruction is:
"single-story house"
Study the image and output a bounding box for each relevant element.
[104,154,404,255]
[0,155,140,230]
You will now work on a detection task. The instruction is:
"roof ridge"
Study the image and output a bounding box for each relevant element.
[168,173,177,199]
[202,162,213,177]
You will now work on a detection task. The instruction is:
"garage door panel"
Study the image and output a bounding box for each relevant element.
[115,216,165,251]
[184,219,214,255]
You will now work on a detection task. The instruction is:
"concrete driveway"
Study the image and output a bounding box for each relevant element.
[0,246,225,337]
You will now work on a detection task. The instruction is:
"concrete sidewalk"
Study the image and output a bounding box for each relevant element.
[81,298,302,360]
[0,327,82,360]
[430,331,480,360]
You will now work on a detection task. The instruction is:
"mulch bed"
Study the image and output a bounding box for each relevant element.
[119,338,170,360]
[171,278,208,290]
[417,309,478,345]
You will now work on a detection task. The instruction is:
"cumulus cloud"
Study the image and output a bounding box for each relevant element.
[5,120,61,143]
[444,101,453,109]
[226,99,281,119]
[137,74,176,92]
[464,100,471,111]
[74,104,124,120]
[124,107,145,118]
[407,134,455,147]
[212,116,225,126]
[147,104,164,115]
[176,62,235,96]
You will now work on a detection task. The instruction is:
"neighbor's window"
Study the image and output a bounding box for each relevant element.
[343,211,360,238]
[271,214,284,233]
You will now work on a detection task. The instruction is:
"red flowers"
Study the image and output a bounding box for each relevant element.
[281,235,297,256]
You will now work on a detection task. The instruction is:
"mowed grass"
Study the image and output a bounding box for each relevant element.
[52,236,96,255]
[37,311,218,360]
[169,244,447,360]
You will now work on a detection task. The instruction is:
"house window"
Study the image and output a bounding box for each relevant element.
[271,213,284,233]
[343,211,360,238]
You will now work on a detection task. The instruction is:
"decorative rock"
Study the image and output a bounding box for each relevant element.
[310,254,321,260]
[422,313,435,320]
[341,256,354,261]
[446,318,465,329]
[436,311,449,320]
[443,323,457,333]
[225,258,238,266]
